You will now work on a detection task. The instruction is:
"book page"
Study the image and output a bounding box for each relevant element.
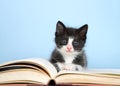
[55,69,120,78]
[84,69,120,74]
[55,69,120,85]
[0,58,57,78]
[0,68,50,85]
[56,69,120,76]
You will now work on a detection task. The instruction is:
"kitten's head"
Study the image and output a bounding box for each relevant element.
[55,21,88,54]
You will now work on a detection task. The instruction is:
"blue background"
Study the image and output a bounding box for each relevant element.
[0,0,120,69]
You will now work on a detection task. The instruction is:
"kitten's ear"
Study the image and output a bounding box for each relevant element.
[78,24,88,40]
[56,21,66,35]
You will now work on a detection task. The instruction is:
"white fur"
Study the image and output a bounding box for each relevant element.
[56,62,64,70]
[63,63,83,70]
[56,37,83,71]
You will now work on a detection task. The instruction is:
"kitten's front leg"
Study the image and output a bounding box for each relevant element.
[63,64,83,71]
[55,62,65,72]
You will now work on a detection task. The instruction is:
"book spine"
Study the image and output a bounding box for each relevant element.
[47,79,56,86]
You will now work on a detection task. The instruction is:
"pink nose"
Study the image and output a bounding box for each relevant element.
[66,45,72,52]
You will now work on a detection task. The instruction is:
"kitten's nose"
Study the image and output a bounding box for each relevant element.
[66,45,72,52]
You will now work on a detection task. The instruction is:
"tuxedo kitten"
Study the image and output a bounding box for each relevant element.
[50,21,88,72]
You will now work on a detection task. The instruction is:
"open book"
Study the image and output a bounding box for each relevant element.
[0,58,120,86]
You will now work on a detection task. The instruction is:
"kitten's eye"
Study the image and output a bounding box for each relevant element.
[61,39,67,45]
[73,41,79,46]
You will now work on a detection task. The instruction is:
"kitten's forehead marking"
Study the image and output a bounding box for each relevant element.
[68,37,74,45]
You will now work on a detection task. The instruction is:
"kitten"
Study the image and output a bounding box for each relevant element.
[50,21,88,72]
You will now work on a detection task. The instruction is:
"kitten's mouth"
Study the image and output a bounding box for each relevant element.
[66,50,72,53]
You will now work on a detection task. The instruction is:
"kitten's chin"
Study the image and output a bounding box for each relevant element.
[66,50,74,53]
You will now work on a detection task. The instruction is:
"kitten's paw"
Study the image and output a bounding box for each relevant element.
[62,64,83,71]
[75,65,83,71]
[62,64,74,70]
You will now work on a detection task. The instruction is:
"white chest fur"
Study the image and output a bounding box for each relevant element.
[62,52,78,64]
[56,49,83,71]
[56,51,83,71]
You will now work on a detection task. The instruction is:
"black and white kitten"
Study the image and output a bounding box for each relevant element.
[50,21,88,72]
